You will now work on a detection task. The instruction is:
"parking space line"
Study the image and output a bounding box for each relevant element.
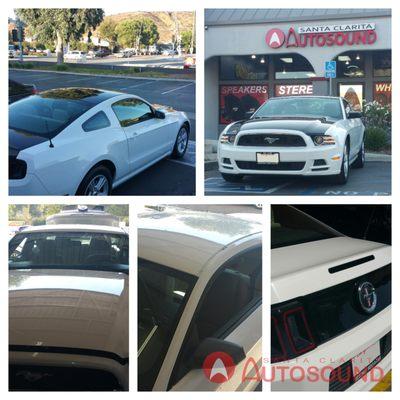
[161,83,194,95]
[167,159,195,168]
[262,181,293,194]
[124,81,155,89]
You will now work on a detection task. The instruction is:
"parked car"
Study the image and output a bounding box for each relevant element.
[95,49,111,58]
[9,220,129,391]
[9,44,16,58]
[218,96,365,184]
[9,79,37,104]
[271,205,391,391]
[64,50,87,61]
[138,208,262,391]
[9,88,190,195]
[162,49,177,56]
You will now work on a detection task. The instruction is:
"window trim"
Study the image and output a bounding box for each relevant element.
[82,110,111,132]
[167,244,262,390]
[111,97,155,128]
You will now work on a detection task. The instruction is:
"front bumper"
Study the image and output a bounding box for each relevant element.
[9,174,50,195]
[218,137,343,176]
[271,306,391,391]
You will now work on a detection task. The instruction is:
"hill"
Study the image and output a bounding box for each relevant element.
[100,11,195,44]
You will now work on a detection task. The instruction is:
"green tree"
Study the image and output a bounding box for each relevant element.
[98,18,117,52]
[116,18,159,50]
[181,30,195,53]
[15,8,104,64]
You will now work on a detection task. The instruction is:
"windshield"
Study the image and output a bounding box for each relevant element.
[9,231,128,269]
[138,259,196,391]
[9,93,93,138]
[252,97,343,121]
[271,205,342,249]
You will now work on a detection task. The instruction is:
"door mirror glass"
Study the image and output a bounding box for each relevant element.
[154,109,166,119]
[192,338,246,369]
[348,111,362,119]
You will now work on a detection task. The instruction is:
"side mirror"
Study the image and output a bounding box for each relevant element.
[154,109,166,119]
[348,111,362,119]
[192,338,246,369]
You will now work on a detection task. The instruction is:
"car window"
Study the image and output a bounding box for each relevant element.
[9,231,128,269]
[170,246,262,387]
[253,97,343,121]
[82,111,111,132]
[342,99,352,117]
[138,259,197,391]
[271,205,342,249]
[112,98,154,127]
[9,95,92,138]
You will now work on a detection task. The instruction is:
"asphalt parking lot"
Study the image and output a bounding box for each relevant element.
[205,161,391,196]
[10,69,195,195]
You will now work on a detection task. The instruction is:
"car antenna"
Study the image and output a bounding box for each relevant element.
[44,118,54,148]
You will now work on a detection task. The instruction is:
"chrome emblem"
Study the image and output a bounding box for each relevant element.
[357,281,377,314]
[264,136,280,144]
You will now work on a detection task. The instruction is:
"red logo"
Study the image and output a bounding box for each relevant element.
[202,352,236,383]
[266,28,285,48]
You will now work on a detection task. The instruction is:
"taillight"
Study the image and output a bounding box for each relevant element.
[9,157,27,180]
[271,302,316,363]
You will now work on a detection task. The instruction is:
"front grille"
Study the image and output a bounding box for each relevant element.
[236,161,305,171]
[329,331,391,391]
[237,134,306,147]
[9,156,27,180]
[9,365,123,391]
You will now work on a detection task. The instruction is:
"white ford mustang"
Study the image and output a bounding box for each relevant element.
[138,207,262,391]
[9,88,190,195]
[218,96,365,184]
[271,205,391,391]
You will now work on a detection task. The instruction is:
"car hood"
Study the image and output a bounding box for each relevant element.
[271,237,390,303]
[9,268,128,358]
[9,129,48,156]
[226,118,333,135]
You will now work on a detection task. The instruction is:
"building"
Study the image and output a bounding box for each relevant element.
[204,8,391,141]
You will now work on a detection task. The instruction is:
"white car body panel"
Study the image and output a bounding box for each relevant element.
[9,93,189,195]
[271,213,391,391]
[9,224,129,390]
[138,209,262,391]
[218,96,364,177]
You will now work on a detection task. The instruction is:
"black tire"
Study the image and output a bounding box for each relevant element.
[171,125,189,159]
[221,173,244,182]
[331,142,349,185]
[353,138,365,168]
[76,165,113,196]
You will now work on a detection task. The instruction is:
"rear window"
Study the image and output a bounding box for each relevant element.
[9,95,92,138]
[271,205,342,249]
[9,231,128,269]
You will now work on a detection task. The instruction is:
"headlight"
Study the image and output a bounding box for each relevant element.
[220,133,237,144]
[219,125,240,145]
[313,135,336,146]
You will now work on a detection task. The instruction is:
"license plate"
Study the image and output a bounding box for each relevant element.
[256,152,279,164]
[352,341,381,382]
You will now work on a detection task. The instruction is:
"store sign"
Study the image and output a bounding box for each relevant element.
[297,23,375,34]
[266,22,377,49]
[219,85,268,124]
[275,84,313,96]
[374,82,392,106]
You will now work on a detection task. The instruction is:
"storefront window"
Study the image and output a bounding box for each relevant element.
[373,50,391,77]
[335,51,365,78]
[219,84,268,124]
[374,82,391,107]
[339,84,364,111]
[220,55,268,81]
[274,54,315,79]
